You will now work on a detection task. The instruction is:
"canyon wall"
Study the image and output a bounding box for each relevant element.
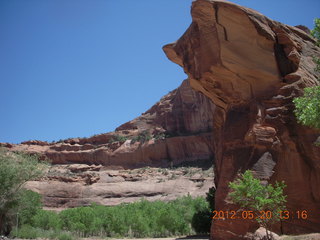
[2,80,216,209]
[4,80,215,169]
[163,0,320,239]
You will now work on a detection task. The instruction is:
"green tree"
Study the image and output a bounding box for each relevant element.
[311,18,320,73]
[228,170,286,240]
[16,190,42,226]
[293,86,320,129]
[293,18,320,130]
[206,187,215,211]
[311,18,320,46]
[0,148,47,235]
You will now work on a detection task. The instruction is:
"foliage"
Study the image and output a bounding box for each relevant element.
[32,209,62,231]
[311,18,320,46]
[10,225,74,240]
[228,170,286,240]
[293,86,320,129]
[206,187,216,211]
[191,210,211,234]
[311,18,320,77]
[293,19,320,132]
[10,195,212,238]
[131,130,152,144]
[314,57,320,73]
[109,134,128,143]
[0,148,48,235]
[154,132,170,141]
[16,190,42,226]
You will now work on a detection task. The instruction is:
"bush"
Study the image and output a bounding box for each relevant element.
[131,130,152,144]
[294,18,320,130]
[206,187,216,211]
[109,134,128,143]
[228,170,286,240]
[9,195,212,238]
[192,210,211,234]
[0,148,48,235]
[10,225,74,240]
[16,190,42,226]
[57,232,74,240]
[10,225,38,239]
[293,86,320,129]
[311,18,320,46]
[32,209,62,231]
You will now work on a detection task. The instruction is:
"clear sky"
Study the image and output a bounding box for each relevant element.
[1,0,319,144]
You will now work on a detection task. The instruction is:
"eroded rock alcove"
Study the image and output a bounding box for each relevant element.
[163,0,320,239]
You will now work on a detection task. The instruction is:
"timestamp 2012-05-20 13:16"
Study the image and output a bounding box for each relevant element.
[212,210,308,220]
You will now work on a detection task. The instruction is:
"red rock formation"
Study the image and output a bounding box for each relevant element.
[26,164,214,209]
[8,79,215,169]
[163,0,320,239]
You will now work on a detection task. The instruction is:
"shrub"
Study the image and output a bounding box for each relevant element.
[293,86,320,129]
[57,232,74,240]
[206,187,216,211]
[191,210,211,234]
[16,190,42,226]
[0,148,48,235]
[293,18,320,130]
[32,209,62,231]
[10,225,38,239]
[311,18,320,46]
[10,195,213,238]
[131,130,152,144]
[228,170,286,240]
[109,134,128,143]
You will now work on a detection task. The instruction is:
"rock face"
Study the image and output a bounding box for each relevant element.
[6,79,215,169]
[2,79,216,209]
[26,164,214,209]
[164,0,320,239]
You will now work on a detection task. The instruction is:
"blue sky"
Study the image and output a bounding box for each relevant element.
[1,0,319,144]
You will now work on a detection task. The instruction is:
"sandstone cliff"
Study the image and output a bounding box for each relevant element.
[1,79,216,209]
[164,0,320,239]
[4,79,215,169]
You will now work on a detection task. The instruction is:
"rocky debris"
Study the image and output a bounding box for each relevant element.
[245,227,280,240]
[7,79,215,169]
[26,164,214,209]
[164,0,320,239]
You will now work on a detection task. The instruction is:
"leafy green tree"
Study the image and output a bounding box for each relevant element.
[293,86,320,129]
[206,187,215,211]
[293,18,320,130]
[311,18,320,73]
[228,170,286,240]
[16,190,42,226]
[0,148,47,235]
[32,209,62,231]
[311,18,320,46]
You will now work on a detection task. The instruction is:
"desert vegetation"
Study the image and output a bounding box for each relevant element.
[293,18,320,131]
[228,170,287,240]
[10,195,212,239]
[0,148,48,235]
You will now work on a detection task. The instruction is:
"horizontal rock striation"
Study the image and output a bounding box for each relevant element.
[164,0,320,239]
[26,164,214,209]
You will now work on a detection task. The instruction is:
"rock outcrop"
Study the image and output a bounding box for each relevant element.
[164,0,320,239]
[5,79,215,169]
[26,164,214,209]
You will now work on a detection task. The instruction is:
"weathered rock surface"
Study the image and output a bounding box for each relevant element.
[5,80,215,169]
[26,164,214,210]
[164,0,320,239]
